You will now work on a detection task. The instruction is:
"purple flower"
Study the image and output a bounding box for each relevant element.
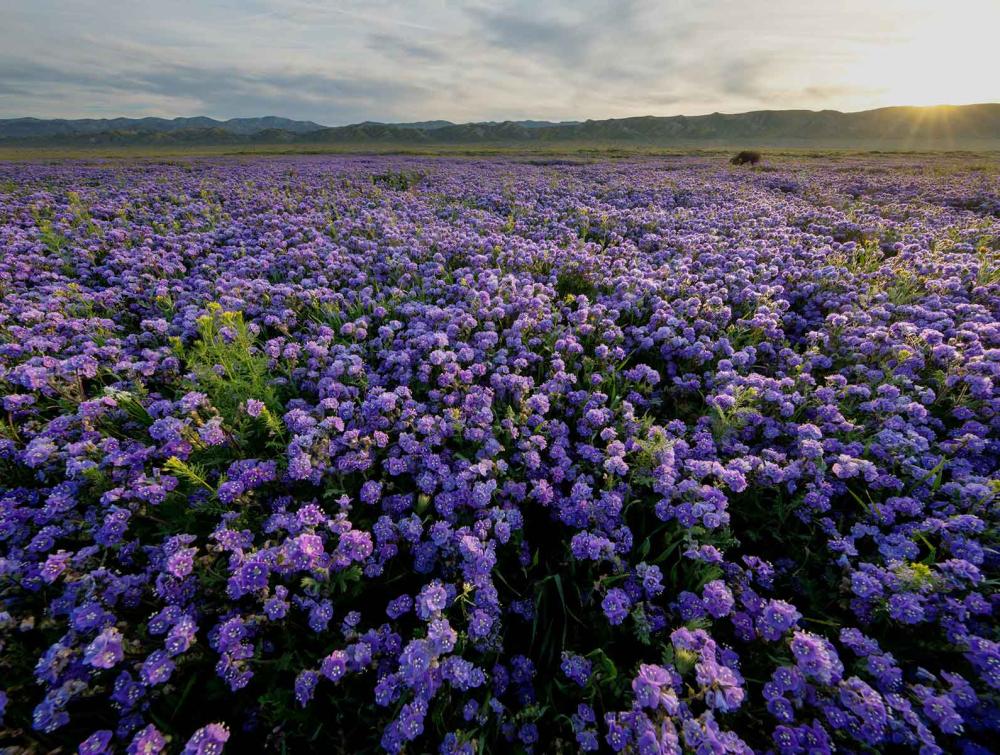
[216,480,245,504]
[416,581,448,620]
[183,723,230,754]
[295,670,319,707]
[244,399,265,417]
[790,631,844,684]
[84,627,124,670]
[166,546,197,578]
[321,650,348,682]
[79,730,114,755]
[338,530,373,562]
[888,593,925,624]
[127,724,166,755]
[198,418,226,446]
[399,639,434,685]
[560,652,592,687]
[469,609,493,639]
[360,480,383,504]
[601,588,631,625]
[166,616,197,656]
[308,600,334,633]
[696,657,745,713]
[631,664,677,712]
[40,550,71,583]
[386,594,413,619]
[23,437,57,468]
[140,650,175,686]
[231,559,269,595]
[635,563,664,598]
[701,580,735,618]
[758,600,802,641]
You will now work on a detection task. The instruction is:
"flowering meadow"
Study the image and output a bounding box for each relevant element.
[1,154,998,754]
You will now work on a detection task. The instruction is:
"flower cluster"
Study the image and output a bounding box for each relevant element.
[0,155,997,752]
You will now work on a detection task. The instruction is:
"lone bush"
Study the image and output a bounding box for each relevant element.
[730,150,762,166]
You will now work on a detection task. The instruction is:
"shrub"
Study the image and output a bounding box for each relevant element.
[730,150,762,166]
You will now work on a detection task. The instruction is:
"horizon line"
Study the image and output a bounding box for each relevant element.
[3,102,998,130]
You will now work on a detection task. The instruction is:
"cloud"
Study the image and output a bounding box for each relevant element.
[464,6,591,67]
[0,0,997,122]
[0,57,429,123]
[464,0,677,81]
[366,33,448,64]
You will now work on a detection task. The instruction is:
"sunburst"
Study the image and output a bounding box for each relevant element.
[847,0,1000,107]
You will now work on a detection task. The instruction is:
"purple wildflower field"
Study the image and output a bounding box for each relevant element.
[0,155,998,753]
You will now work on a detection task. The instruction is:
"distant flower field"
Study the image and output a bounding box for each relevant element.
[0,155,997,753]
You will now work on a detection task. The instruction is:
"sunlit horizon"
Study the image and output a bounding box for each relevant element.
[836,1,999,111]
[1,0,999,124]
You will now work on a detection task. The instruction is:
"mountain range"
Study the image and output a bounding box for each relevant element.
[2,105,998,150]
[0,116,325,139]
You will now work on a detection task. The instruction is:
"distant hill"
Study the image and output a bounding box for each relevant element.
[354,119,580,130]
[3,105,998,150]
[299,105,1000,149]
[0,116,325,140]
[357,120,456,130]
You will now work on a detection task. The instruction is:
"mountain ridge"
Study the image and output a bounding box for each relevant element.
[0,116,326,139]
[2,104,998,149]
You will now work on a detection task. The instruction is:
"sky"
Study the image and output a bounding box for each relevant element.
[1,0,998,125]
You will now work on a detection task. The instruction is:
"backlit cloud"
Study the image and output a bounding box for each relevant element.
[1,0,997,123]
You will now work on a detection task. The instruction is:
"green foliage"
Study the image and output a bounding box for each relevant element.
[631,426,672,486]
[104,386,154,427]
[66,191,99,235]
[174,304,282,424]
[885,269,925,305]
[975,248,1000,286]
[844,240,884,275]
[164,455,216,493]
[555,266,598,299]
[371,170,424,191]
[710,386,759,439]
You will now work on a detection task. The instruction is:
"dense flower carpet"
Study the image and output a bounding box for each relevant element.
[0,155,997,752]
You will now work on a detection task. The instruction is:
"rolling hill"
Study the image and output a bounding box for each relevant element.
[0,116,325,140]
[2,105,998,150]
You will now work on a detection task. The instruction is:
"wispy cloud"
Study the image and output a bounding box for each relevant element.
[0,57,428,123]
[0,0,997,122]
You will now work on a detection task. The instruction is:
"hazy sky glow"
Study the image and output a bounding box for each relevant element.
[2,0,998,124]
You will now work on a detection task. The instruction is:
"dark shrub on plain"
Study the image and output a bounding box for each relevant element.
[730,150,762,166]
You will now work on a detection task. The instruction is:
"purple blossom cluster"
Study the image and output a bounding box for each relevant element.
[0,155,997,752]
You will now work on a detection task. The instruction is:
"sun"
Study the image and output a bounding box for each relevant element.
[849,1,1000,107]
